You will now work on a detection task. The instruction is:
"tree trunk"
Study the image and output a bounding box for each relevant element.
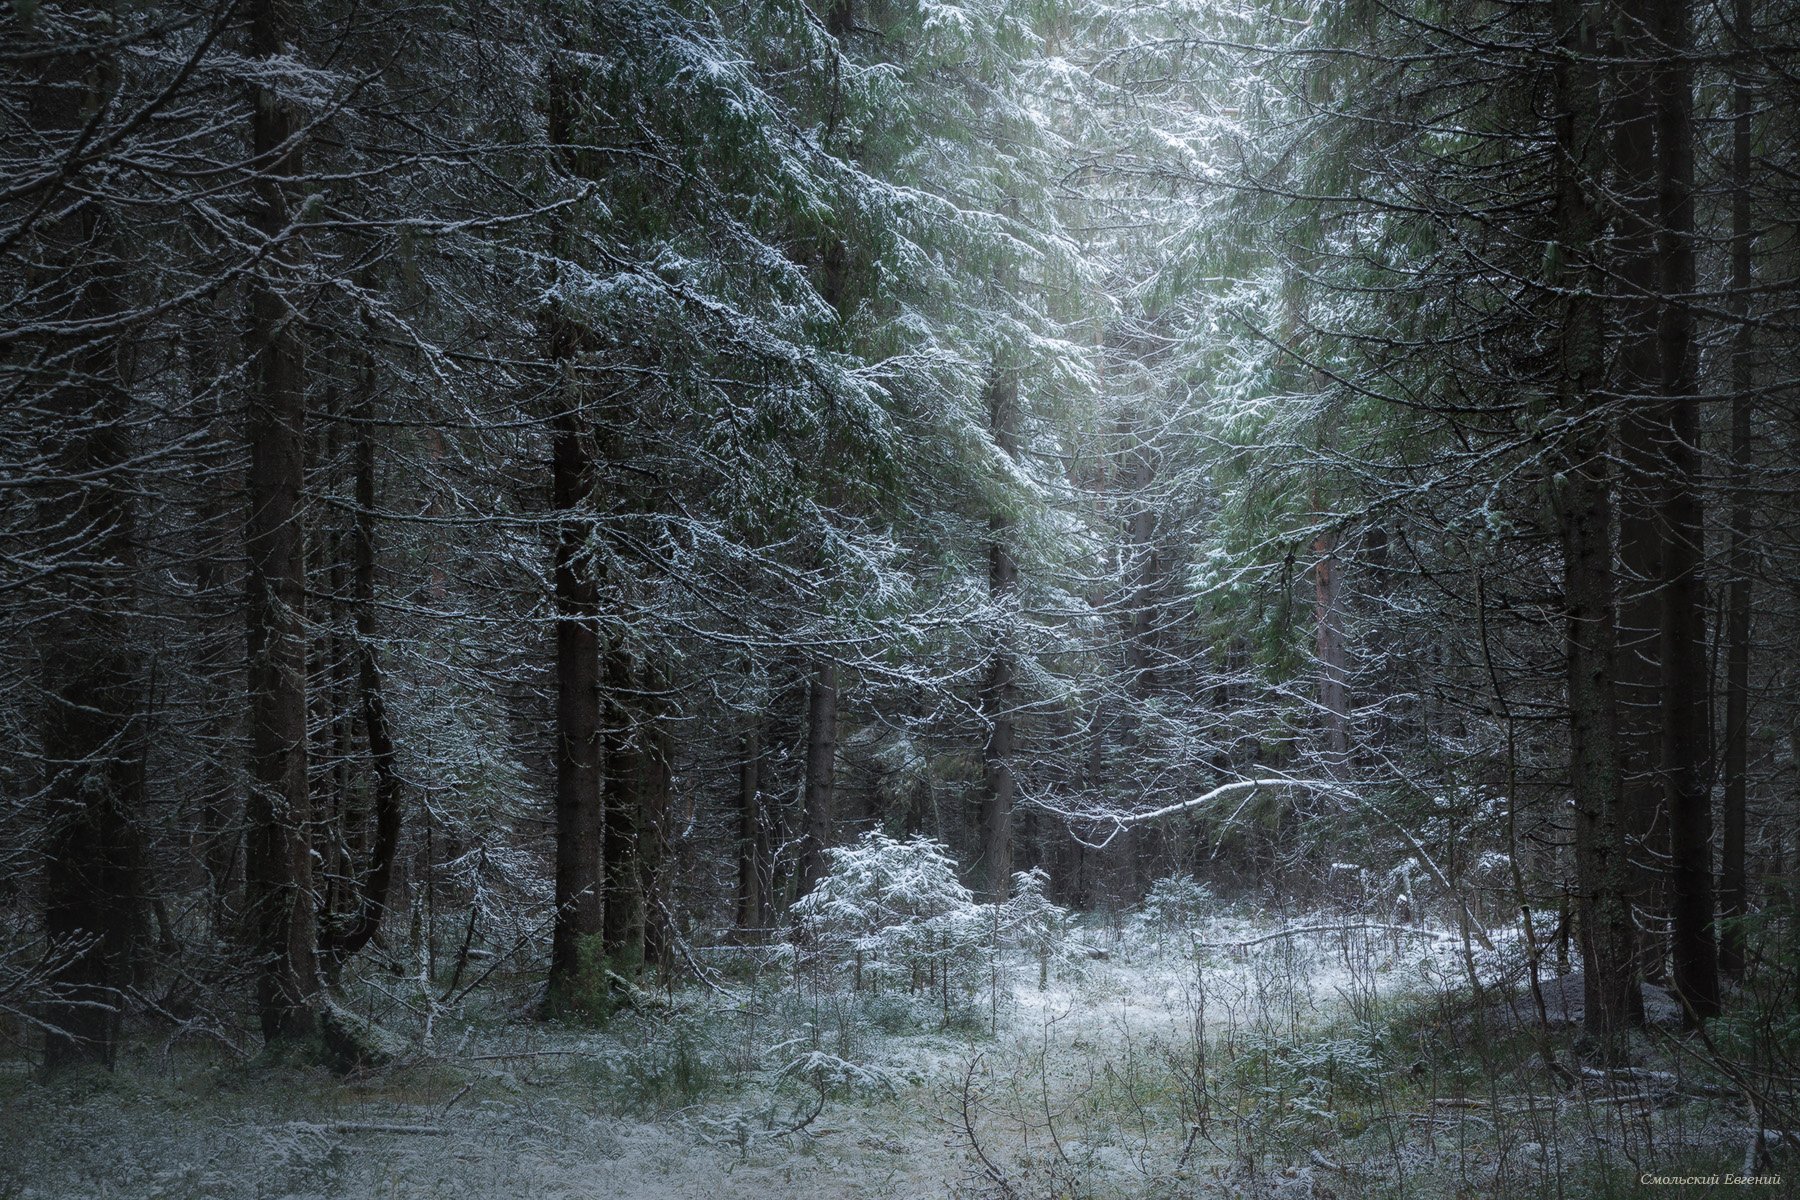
[638,663,673,976]
[1718,0,1755,978]
[827,0,853,38]
[797,659,839,897]
[602,648,646,967]
[1313,525,1349,767]
[188,301,244,937]
[1650,0,1719,1021]
[735,717,768,938]
[1609,0,1669,988]
[540,52,605,1007]
[321,369,404,971]
[316,420,355,951]
[547,369,604,1003]
[794,0,854,900]
[29,30,145,1069]
[243,0,319,1046]
[1553,0,1637,1056]
[980,368,1019,901]
[1124,417,1160,701]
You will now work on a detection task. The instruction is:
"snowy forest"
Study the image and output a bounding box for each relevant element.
[3,0,1798,1195]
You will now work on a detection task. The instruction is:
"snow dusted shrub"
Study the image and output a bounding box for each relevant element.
[1001,866,1075,988]
[597,1004,733,1112]
[1137,873,1213,946]
[1224,1028,1386,1159]
[791,832,986,999]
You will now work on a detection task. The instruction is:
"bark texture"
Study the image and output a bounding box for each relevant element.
[797,659,839,897]
[243,0,319,1045]
[1608,0,1669,987]
[1649,0,1719,1020]
[1553,0,1639,1055]
[980,368,1019,901]
[1718,0,1755,978]
[321,369,403,970]
[548,382,604,1001]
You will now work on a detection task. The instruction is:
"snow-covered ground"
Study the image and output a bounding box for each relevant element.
[0,915,1763,1198]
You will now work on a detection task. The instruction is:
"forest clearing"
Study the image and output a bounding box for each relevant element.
[3,0,1799,1195]
[7,897,1782,1199]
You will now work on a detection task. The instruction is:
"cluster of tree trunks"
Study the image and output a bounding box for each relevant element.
[1550,0,1733,1049]
[17,0,1781,1077]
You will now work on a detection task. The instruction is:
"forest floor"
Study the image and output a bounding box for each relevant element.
[0,913,1783,1199]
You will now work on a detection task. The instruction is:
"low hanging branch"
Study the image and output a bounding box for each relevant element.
[1081,779,1276,851]
[1086,775,1495,951]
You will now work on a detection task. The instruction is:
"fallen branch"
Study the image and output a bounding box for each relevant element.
[1198,923,1448,951]
[1578,1066,1745,1102]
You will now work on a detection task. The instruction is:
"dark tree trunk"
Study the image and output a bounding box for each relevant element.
[321,372,404,971]
[794,9,855,899]
[188,304,245,936]
[32,241,142,1057]
[1650,0,1719,1021]
[602,647,646,967]
[980,368,1019,901]
[243,0,319,1046]
[735,717,769,938]
[1123,418,1160,701]
[638,663,673,976]
[1609,1,1669,988]
[1313,525,1349,766]
[547,370,604,1003]
[1553,0,1638,1056]
[540,52,605,1006]
[31,35,145,1066]
[981,609,1017,902]
[1719,0,1756,978]
[316,420,355,949]
[797,659,839,897]
[827,0,853,37]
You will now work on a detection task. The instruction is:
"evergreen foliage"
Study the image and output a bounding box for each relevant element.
[1,0,1796,1134]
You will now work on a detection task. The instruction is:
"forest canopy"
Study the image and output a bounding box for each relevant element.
[3,0,1799,1186]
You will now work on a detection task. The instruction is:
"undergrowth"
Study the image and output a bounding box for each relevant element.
[2,906,1791,1199]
